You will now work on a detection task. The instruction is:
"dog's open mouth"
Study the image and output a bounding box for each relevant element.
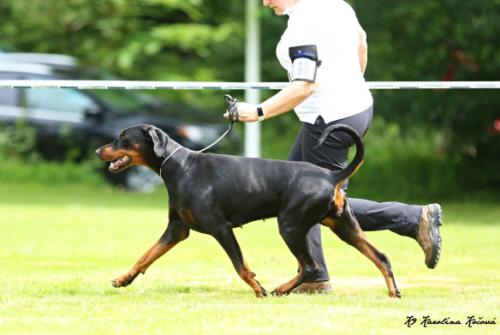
[109,155,131,173]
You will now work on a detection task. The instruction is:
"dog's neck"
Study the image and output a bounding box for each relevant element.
[158,140,190,178]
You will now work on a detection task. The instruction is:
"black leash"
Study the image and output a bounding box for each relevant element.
[160,94,240,176]
[196,94,239,153]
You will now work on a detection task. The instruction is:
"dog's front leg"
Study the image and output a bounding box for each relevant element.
[213,227,267,298]
[112,219,190,288]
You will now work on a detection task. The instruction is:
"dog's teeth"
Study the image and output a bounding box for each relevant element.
[108,156,130,172]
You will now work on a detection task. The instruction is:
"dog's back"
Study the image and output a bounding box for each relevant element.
[169,153,336,227]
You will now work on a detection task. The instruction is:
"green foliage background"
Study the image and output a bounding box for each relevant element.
[0,0,499,199]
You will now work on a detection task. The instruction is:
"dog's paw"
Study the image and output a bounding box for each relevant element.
[111,272,138,288]
[389,289,402,298]
[255,286,268,298]
[111,278,126,288]
[270,287,287,297]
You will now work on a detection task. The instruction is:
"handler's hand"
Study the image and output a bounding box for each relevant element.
[224,102,259,122]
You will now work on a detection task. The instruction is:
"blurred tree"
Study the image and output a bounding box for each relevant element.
[350,0,500,190]
[0,0,246,109]
[0,0,498,194]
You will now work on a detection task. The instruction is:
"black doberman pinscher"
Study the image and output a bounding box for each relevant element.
[96,124,400,298]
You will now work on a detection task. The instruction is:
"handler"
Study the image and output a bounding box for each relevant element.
[225,0,442,293]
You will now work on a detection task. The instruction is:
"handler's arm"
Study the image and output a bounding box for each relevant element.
[261,80,315,120]
[228,80,316,122]
[358,25,368,75]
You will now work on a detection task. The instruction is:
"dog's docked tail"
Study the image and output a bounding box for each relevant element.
[315,124,364,184]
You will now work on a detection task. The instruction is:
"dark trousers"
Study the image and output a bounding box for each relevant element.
[288,105,422,282]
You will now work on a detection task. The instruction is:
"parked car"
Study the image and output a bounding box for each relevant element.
[0,53,241,191]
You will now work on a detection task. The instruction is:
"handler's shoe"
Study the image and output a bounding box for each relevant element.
[291,281,333,294]
[416,204,443,269]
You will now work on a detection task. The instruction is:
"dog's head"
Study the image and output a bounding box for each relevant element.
[95,124,170,173]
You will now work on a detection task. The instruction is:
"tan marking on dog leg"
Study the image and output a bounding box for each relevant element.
[238,260,266,298]
[272,263,303,296]
[179,208,197,226]
[333,184,345,217]
[330,221,400,298]
[321,216,336,229]
[111,232,188,288]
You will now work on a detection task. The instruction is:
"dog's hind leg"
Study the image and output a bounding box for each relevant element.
[111,212,190,288]
[212,226,267,298]
[322,201,401,298]
[272,221,320,296]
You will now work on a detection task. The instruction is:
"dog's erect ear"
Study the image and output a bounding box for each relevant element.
[147,126,168,157]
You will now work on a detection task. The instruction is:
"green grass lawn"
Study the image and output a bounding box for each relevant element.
[0,182,499,334]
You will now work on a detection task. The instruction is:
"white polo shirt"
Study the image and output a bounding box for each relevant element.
[276,0,373,124]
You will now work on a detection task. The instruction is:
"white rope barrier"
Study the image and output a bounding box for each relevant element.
[0,80,499,90]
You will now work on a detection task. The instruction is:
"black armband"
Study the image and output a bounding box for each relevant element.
[288,45,321,83]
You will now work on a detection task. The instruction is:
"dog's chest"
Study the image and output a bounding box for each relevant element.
[174,206,210,233]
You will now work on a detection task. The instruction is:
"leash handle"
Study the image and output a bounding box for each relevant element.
[196,94,238,153]
[224,94,239,124]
